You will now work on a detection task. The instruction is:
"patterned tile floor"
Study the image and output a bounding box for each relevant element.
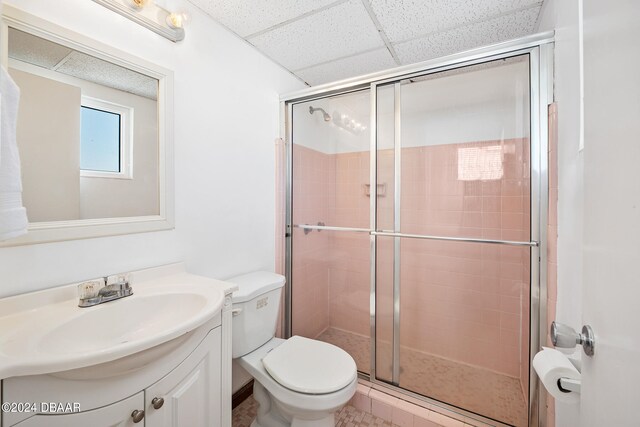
[317,327,527,427]
[232,395,258,427]
[232,396,396,427]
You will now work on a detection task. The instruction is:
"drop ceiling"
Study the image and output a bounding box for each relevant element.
[188,0,544,86]
[8,28,158,100]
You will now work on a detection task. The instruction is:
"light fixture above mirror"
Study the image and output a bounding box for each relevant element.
[92,0,187,42]
[129,0,152,8]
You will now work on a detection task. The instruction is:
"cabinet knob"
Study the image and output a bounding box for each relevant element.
[152,397,165,409]
[131,409,145,423]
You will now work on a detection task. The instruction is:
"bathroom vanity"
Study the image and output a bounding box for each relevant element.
[0,264,237,427]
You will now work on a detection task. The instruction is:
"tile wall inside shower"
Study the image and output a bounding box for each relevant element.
[292,138,531,426]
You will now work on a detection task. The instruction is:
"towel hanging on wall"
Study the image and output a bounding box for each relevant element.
[0,65,28,241]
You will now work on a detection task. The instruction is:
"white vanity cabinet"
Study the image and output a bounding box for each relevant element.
[12,393,144,427]
[144,328,221,426]
[0,264,236,427]
[5,326,224,427]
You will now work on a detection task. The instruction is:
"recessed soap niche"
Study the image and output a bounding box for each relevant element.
[364,183,386,197]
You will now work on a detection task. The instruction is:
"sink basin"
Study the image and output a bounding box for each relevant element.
[0,266,233,379]
[39,293,208,355]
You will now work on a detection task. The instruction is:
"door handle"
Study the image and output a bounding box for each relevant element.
[550,321,595,356]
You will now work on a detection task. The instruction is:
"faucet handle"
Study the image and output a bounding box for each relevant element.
[106,273,131,288]
[77,279,106,300]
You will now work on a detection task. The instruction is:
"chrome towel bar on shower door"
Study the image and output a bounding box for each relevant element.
[293,224,371,233]
[292,224,539,247]
[370,231,539,247]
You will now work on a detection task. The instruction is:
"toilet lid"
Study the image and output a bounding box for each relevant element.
[262,336,357,394]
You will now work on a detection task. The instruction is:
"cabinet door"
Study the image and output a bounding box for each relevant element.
[145,328,222,427]
[14,392,144,427]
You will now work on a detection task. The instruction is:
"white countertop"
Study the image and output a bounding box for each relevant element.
[0,263,238,379]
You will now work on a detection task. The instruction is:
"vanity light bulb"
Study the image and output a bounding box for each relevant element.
[130,0,152,9]
[166,11,190,29]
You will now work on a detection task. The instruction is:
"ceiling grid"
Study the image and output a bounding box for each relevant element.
[188,0,544,85]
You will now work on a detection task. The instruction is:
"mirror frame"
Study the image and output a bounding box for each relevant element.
[0,5,175,246]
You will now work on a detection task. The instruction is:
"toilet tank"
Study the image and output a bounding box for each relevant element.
[228,271,285,358]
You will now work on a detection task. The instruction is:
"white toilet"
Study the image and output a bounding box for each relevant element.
[229,271,357,427]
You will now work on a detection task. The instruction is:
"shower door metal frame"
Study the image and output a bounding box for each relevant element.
[282,32,554,427]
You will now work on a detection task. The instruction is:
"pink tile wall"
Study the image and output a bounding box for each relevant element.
[332,152,370,228]
[328,150,371,340]
[275,138,286,276]
[545,104,558,427]
[291,139,532,379]
[349,382,487,427]
[328,232,371,337]
[397,141,529,378]
[291,145,335,339]
[275,139,286,338]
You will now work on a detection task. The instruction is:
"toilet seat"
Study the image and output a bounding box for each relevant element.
[262,335,357,395]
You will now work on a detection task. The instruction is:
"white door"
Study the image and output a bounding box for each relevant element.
[145,328,222,427]
[14,393,144,427]
[580,0,640,426]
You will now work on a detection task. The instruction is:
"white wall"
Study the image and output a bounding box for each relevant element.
[537,1,584,425]
[291,91,370,154]
[400,61,530,148]
[293,61,530,155]
[0,0,304,297]
[10,68,81,222]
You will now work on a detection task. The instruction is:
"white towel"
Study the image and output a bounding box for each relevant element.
[0,66,28,241]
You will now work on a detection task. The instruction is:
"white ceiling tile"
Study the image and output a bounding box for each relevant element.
[8,28,157,100]
[57,52,158,100]
[8,28,72,69]
[188,0,338,37]
[394,7,541,65]
[248,0,384,71]
[511,0,544,8]
[369,0,542,43]
[295,48,397,85]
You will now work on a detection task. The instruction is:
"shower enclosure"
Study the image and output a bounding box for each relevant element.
[281,34,552,427]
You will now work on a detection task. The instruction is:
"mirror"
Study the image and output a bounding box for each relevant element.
[1,6,174,245]
[9,28,159,221]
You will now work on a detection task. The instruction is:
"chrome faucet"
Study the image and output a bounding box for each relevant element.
[78,274,133,307]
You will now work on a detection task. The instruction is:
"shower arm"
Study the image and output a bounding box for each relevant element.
[308,106,331,121]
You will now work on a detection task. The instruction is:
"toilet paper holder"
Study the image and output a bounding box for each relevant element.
[558,377,581,394]
[550,321,595,356]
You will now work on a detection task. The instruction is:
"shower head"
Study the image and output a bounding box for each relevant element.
[309,106,331,122]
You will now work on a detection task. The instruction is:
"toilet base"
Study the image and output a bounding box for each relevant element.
[250,381,338,427]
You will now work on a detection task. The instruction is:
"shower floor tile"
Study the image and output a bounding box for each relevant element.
[317,327,528,427]
[232,395,396,427]
[317,326,372,374]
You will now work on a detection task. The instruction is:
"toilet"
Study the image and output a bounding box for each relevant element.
[229,271,357,427]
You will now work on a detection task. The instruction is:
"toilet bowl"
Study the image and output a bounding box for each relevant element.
[229,272,357,427]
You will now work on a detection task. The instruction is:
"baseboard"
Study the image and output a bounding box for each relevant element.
[232,380,254,409]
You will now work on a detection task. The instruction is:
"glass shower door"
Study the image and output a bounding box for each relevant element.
[374,56,533,426]
[289,90,372,374]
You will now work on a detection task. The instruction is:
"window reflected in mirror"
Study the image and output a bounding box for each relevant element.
[81,106,122,173]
